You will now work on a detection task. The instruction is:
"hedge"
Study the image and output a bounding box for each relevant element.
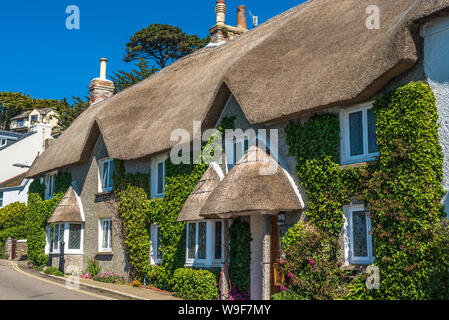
[172,268,219,300]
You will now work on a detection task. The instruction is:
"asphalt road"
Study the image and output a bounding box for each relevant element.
[0,260,107,300]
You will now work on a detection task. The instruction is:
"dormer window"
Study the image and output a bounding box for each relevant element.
[340,105,378,164]
[98,158,114,193]
[44,172,56,199]
[31,115,38,123]
[225,136,249,172]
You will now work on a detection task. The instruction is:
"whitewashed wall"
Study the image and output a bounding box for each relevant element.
[422,16,449,217]
[0,124,52,182]
[1,179,32,208]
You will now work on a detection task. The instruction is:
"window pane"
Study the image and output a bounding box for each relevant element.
[156,227,163,260]
[108,161,114,189]
[367,109,378,154]
[102,220,112,249]
[102,161,109,189]
[352,211,368,257]
[215,221,222,260]
[68,224,81,249]
[198,222,207,259]
[349,111,364,156]
[188,223,196,259]
[157,162,164,194]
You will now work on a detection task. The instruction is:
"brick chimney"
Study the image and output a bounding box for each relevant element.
[237,5,247,29]
[209,1,248,46]
[89,58,115,105]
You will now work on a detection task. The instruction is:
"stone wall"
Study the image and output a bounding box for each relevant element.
[2,238,27,260]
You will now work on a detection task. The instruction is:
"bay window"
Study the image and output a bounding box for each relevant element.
[50,223,83,254]
[185,220,224,267]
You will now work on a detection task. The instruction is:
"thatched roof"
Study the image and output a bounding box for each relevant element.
[177,163,224,222]
[27,0,449,178]
[48,186,84,223]
[199,146,304,218]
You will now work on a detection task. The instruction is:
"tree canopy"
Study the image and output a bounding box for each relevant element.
[124,24,209,68]
[110,58,158,93]
[0,92,65,130]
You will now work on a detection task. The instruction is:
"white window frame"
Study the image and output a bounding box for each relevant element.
[150,224,163,264]
[52,223,64,254]
[340,104,379,165]
[150,154,167,198]
[66,223,84,255]
[343,204,374,265]
[98,219,113,253]
[185,220,224,267]
[98,158,114,193]
[44,172,56,200]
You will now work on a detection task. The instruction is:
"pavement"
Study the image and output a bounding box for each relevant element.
[0,259,181,300]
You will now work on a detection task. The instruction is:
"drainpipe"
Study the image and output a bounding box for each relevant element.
[262,214,271,300]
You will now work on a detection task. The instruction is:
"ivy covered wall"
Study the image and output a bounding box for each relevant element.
[281,82,449,300]
[26,172,71,267]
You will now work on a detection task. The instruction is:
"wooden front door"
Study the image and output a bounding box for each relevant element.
[270,215,281,297]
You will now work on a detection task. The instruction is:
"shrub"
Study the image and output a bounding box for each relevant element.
[172,268,219,300]
[44,266,64,277]
[93,272,126,284]
[87,256,101,277]
[0,202,27,241]
[274,222,350,300]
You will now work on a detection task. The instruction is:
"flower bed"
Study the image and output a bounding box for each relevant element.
[92,272,126,285]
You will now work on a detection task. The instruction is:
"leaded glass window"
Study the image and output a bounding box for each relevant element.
[68,224,81,250]
[188,223,196,259]
[352,211,368,257]
[198,222,207,259]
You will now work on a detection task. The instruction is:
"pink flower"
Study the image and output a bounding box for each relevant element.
[309,258,316,269]
[288,272,295,279]
[280,285,286,291]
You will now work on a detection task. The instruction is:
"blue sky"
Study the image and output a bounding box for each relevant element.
[0,0,303,103]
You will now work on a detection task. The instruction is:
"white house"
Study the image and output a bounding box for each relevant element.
[0,123,53,208]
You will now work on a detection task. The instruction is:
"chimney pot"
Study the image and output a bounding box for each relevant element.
[100,57,108,80]
[237,5,247,29]
[215,0,227,25]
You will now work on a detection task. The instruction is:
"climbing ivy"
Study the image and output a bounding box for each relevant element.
[282,81,449,300]
[26,172,72,267]
[229,219,252,299]
[115,116,239,294]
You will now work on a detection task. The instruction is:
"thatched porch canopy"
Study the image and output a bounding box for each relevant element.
[200,146,304,219]
[177,163,224,222]
[48,186,84,223]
